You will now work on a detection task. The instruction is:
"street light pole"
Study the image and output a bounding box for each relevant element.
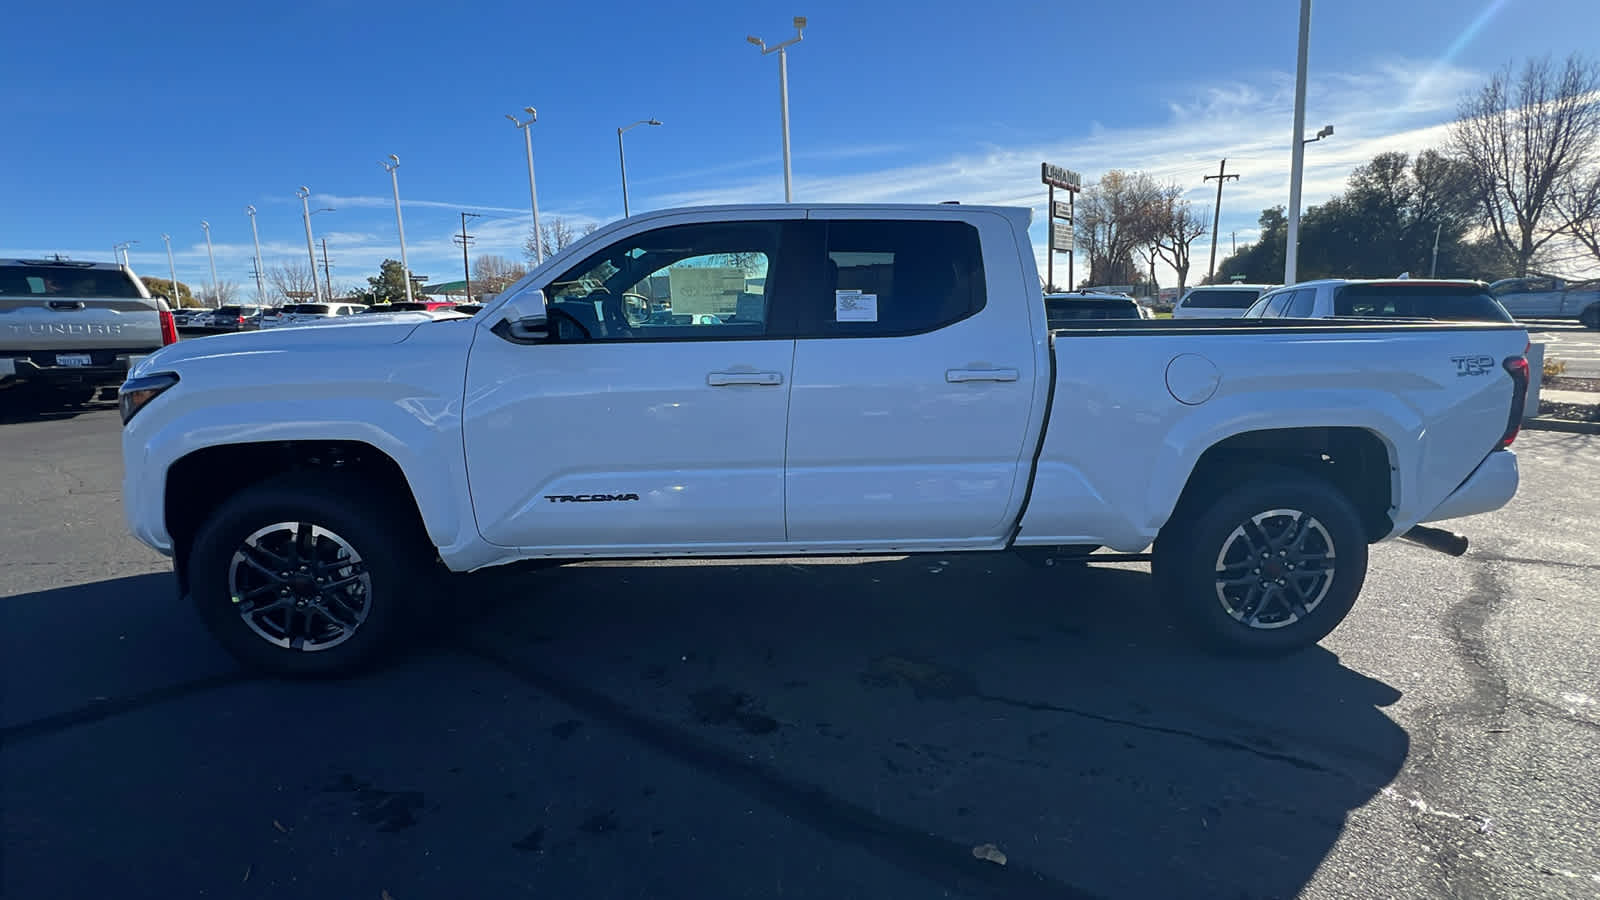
[113,240,138,267]
[200,221,219,306]
[1284,0,1313,285]
[506,108,542,264]
[245,205,267,305]
[161,233,180,305]
[297,187,322,304]
[380,154,414,303]
[748,17,807,203]
[617,118,662,217]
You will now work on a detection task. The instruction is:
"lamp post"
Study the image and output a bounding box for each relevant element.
[245,205,267,304]
[297,187,323,303]
[747,16,807,202]
[161,233,179,306]
[506,108,542,264]
[617,119,662,217]
[113,240,138,267]
[200,222,219,306]
[1284,0,1313,285]
[379,154,414,303]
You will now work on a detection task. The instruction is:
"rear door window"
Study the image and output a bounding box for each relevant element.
[799,219,986,337]
[1,265,143,298]
[1333,285,1513,322]
[1263,291,1295,317]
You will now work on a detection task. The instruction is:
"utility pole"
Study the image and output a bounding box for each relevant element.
[1204,159,1239,282]
[1232,231,1237,255]
[298,187,322,304]
[246,205,267,305]
[320,238,334,300]
[455,212,481,303]
[1284,0,1313,285]
[1431,222,1442,277]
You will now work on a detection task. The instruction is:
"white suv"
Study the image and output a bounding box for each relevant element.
[261,302,368,328]
[1172,284,1276,319]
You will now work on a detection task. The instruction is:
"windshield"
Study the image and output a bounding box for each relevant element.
[1333,284,1513,322]
[1182,289,1260,309]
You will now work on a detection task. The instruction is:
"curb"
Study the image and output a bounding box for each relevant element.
[1524,417,1600,435]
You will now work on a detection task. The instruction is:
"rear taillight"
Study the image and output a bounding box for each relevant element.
[1500,354,1530,448]
[158,309,178,346]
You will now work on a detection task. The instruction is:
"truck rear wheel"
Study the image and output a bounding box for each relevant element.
[187,473,429,677]
[1154,472,1367,655]
[1580,304,1600,330]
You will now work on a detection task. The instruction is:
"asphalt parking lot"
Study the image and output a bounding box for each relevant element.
[3,404,1599,900]
[1528,321,1600,378]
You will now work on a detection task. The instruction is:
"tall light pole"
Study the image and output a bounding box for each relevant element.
[380,154,413,302]
[161,233,180,305]
[113,240,138,267]
[747,17,806,203]
[245,205,267,305]
[200,221,219,306]
[506,108,542,265]
[1284,0,1313,286]
[617,119,662,217]
[297,187,323,303]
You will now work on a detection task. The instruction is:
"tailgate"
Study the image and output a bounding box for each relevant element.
[0,296,163,353]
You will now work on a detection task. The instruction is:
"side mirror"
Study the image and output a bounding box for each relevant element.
[497,290,549,343]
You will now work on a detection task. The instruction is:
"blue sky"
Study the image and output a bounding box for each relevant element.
[1,0,1591,296]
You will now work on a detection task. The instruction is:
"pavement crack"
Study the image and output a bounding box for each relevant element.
[456,637,1103,900]
[0,672,253,746]
[973,691,1339,776]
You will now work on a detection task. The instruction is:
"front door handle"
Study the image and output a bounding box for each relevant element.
[48,300,85,311]
[708,371,784,386]
[946,368,1019,383]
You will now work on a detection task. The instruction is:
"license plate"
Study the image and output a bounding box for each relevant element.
[56,353,92,367]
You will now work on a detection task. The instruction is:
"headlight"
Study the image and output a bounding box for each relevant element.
[119,372,180,425]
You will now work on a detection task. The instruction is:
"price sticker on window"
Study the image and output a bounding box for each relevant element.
[835,289,878,322]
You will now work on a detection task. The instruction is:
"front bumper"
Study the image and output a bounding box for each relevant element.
[1422,449,1519,523]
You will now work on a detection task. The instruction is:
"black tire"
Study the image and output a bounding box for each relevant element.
[1580,304,1600,330]
[188,472,430,677]
[1153,470,1367,656]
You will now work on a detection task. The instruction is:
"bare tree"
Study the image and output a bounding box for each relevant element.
[197,280,240,307]
[472,255,528,296]
[524,217,599,264]
[1449,53,1600,276]
[1553,166,1600,267]
[266,261,318,302]
[1151,184,1209,295]
[1073,170,1161,286]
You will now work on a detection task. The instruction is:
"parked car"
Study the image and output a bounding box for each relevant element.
[2,257,177,405]
[1243,279,1515,323]
[1044,291,1149,325]
[1489,276,1600,327]
[264,302,369,327]
[362,300,458,313]
[121,203,1528,676]
[171,308,208,327]
[197,305,263,332]
[1172,284,1277,319]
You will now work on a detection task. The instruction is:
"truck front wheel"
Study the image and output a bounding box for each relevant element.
[1580,304,1600,330]
[187,474,428,677]
[1154,473,1367,655]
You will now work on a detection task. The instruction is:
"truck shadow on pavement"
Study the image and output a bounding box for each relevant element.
[452,552,1411,900]
[3,557,1410,900]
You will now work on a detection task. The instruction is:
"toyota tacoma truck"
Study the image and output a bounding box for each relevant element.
[118,204,1529,676]
[3,258,177,407]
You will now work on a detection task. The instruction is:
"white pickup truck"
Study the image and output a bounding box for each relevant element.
[119,204,1531,676]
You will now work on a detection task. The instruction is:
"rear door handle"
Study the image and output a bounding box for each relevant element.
[946,368,1019,383]
[48,301,85,311]
[708,371,784,386]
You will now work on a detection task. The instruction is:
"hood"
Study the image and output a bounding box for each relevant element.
[129,314,437,379]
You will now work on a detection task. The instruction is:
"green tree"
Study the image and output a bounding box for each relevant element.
[141,276,200,307]
[355,259,414,304]
[1215,207,1286,283]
